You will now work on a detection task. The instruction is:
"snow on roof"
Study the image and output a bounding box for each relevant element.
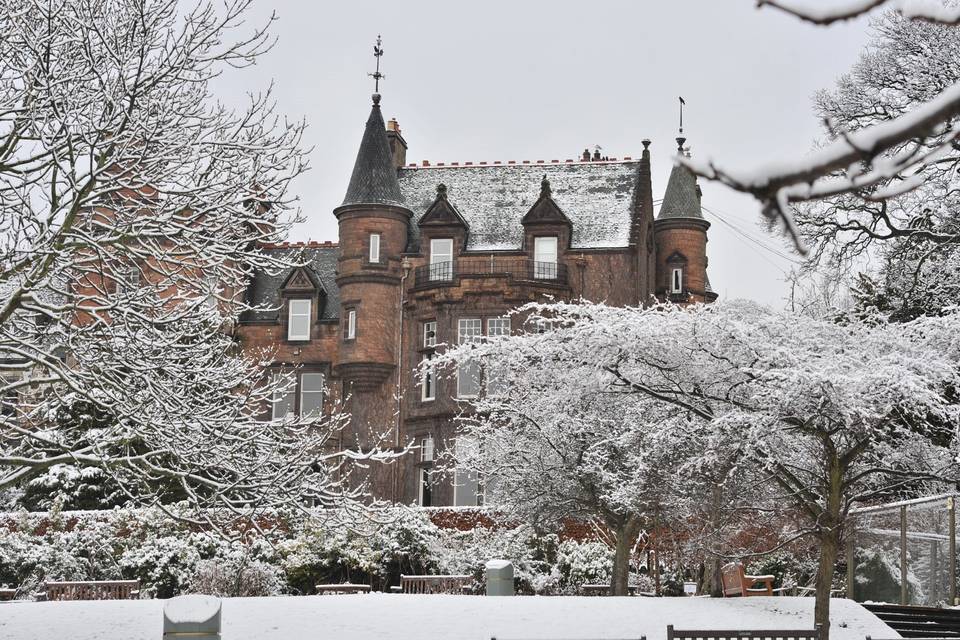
[242,244,340,323]
[398,161,641,251]
[0,594,897,640]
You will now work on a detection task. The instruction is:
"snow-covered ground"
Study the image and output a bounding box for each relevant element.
[0,594,898,640]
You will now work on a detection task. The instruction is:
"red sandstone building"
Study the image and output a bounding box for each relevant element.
[236,92,717,506]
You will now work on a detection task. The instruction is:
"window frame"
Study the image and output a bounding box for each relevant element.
[671,267,684,294]
[423,320,437,348]
[287,298,312,341]
[299,372,325,417]
[417,467,433,507]
[271,372,296,421]
[420,354,436,402]
[429,238,454,281]
[533,236,559,280]
[456,318,483,398]
[369,232,381,263]
[344,308,357,341]
[420,436,435,462]
[487,316,511,338]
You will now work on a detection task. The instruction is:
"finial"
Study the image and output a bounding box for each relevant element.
[676,136,687,153]
[436,183,447,199]
[368,35,385,95]
[642,139,651,150]
[540,175,551,198]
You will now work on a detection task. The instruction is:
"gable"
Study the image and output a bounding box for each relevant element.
[418,184,469,229]
[522,176,572,226]
[280,267,322,292]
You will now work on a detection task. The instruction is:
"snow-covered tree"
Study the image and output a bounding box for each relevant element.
[0,0,382,524]
[684,0,960,253]
[436,300,959,636]
[782,8,960,320]
[430,327,699,595]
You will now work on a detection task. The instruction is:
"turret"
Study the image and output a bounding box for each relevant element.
[333,92,412,390]
[654,136,716,303]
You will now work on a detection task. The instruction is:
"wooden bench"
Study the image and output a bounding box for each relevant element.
[581,584,639,596]
[667,625,822,640]
[400,574,473,594]
[0,588,17,602]
[315,583,371,595]
[720,562,775,597]
[43,580,140,601]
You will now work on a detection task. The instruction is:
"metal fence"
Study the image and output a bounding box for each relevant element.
[847,494,958,606]
[413,258,569,289]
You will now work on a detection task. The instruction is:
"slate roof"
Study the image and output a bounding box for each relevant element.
[341,96,407,208]
[657,161,704,221]
[242,244,340,322]
[397,161,641,251]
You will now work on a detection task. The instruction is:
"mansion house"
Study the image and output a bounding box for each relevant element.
[235,91,717,506]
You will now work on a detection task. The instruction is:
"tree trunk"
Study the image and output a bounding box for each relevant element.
[814,526,840,640]
[610,516,642,596]
[815,459,845,640]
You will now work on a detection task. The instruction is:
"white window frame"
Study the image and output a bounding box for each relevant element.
[420,436,435,462]
[299,372,325,417]
[204,273,218,310]
[456,318,483,399]
[369,232,381,263]
[423,320,437,347]
[671,268,683,294]
[287,298,312,341]
[115,263,140,296]
[345,309,357,340]
[453,437,483,507]
[417,467,433,507]
[420,354,435,402]
[534,236,558,279]
[429,238,454,281]
[535,319,554,334]
[487,317,510,338]
[271,373,295,421]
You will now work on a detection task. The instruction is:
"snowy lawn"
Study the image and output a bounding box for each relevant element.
[0,594,898,640]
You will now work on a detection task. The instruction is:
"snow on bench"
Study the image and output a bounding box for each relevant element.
[42,580,140,601]
[667,624,822,640]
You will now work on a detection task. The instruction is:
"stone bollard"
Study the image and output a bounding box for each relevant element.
[163,594,222,640]
[485,559,514,596]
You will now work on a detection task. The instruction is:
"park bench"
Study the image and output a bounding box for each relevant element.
[0,587,17,601]
[667,625,822,640]
[42,580,140,601]
[720,562,775,597]
[400,574,473,594]
[315,583,371,595]
[581,584,640,596]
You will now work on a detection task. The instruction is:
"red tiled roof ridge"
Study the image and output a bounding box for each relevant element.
[260,240,338,249]
[405,157,637,169]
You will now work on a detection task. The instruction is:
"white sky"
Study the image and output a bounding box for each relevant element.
[211,0,875,307]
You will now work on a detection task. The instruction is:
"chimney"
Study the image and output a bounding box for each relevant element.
[581,148,590,162]
[385,118,407,169]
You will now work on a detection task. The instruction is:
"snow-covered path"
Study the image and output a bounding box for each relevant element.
[0,594,898,640]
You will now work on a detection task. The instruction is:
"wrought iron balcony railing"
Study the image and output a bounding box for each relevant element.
[413,258,569,289]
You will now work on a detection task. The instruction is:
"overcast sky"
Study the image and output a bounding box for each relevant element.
[211,0,875,307]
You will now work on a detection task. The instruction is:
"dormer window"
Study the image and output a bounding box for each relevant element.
[369,232,381,263]
[288,299,312,341]
[534,236,558,279]
[671,268,683,294]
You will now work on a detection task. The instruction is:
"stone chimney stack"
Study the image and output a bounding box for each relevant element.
[386,118,407,169]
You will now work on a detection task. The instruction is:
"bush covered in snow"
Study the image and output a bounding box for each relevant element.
[0,507,635,597]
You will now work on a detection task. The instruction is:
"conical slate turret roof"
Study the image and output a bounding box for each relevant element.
[657,137,704,221]
[341,95,406,207]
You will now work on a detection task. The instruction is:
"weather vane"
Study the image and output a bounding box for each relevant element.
[369,35,385,93]
[679,96,686,134]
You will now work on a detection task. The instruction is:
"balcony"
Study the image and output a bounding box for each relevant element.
[413,258,569,290]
